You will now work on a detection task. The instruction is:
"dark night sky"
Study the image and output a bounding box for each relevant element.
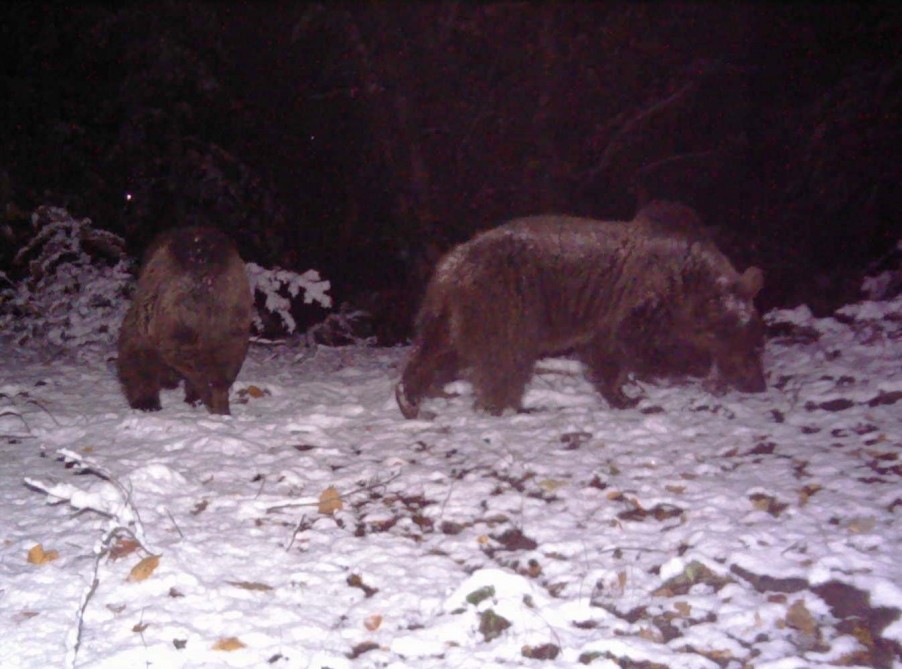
[1,2,900,325]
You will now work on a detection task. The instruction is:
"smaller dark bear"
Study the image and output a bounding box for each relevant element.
[396,201,765,418]
[117,227,253,415]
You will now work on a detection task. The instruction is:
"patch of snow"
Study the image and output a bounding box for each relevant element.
[1,294,900,667]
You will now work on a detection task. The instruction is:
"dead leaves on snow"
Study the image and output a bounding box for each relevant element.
[26,543,59,565]
[521,642,560,660]
[212,636,246,651]
[347,573,379,598]
[602,490,685,524]
[653,561,732,597]
[588,561,888,666]
[233,384,269,406]
[318,485,343,515]
[109,537,141,560]
[749,492,789,517]
[478,608,511,642]
[126,555,160,582]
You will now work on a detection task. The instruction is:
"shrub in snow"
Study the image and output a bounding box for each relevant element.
[861,239,902,301]
[0,206,131,348]
[306,302,375,346]
[0,206,337,348]
[246,262,332,338]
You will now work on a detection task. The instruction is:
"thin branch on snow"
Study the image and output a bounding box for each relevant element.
[67,524,151,669]
[1,386,61,435]
[25,450,160,669]
[20,394,63,427]
[25,448,156,554]
[166,508,184,539]
[0,405,36,439]
[286,515,310,552]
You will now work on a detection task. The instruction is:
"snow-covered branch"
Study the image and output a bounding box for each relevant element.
[0,207,132,348]
[246,262,332,335]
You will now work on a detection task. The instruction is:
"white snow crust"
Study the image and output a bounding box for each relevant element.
[1,295,901,668]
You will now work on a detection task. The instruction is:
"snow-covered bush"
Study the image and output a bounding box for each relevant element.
[0,206,132,348]
[245,262,332,337]
[861,239,902,301]
[306,302,375,346]
[0,206,337,349]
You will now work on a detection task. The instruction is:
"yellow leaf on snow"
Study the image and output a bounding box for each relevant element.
[674,601,692,617]
[318,486,343,515]
[27,544,59,565]
[617,571,628,591]
[538,479,567,492]
[213,637,246,651]
[364,614,383,631]
[245,385,266,398]
[127,555,160,582]
[798,484,822,507]
[846,516,876,534]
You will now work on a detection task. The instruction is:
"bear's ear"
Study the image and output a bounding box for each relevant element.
[736,267,764,299]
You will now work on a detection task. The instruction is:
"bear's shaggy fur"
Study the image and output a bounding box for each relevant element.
[397,201,765,418]
[117,227,252,415]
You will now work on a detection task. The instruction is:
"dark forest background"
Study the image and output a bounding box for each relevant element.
[2,2,900,342]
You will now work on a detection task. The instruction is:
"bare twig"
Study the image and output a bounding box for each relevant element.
[286,515,309,552]
[27,451,159,669]
[166,508,184,539]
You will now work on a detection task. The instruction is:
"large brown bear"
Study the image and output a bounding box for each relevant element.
[396,201,765,418]
[117,227,253,415]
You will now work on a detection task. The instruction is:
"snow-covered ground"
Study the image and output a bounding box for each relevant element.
[1,295,901,669]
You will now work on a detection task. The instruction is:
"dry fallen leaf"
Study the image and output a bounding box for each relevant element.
[318,486,343,515]
[799,484,822,507]
[245,385,266,398]
[538,478,567,492]
[364,614,383,631]
[638,626,663,642]
[846,516,876,533]
[127,555,160,582]
[109,538,141,560]
[27,544,59,565]
[749,493,788,517]
[674,601,692,617]
[212,637,246,651]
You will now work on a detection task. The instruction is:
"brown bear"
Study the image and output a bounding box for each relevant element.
[117,227,253,415]
[396,201,765,418]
